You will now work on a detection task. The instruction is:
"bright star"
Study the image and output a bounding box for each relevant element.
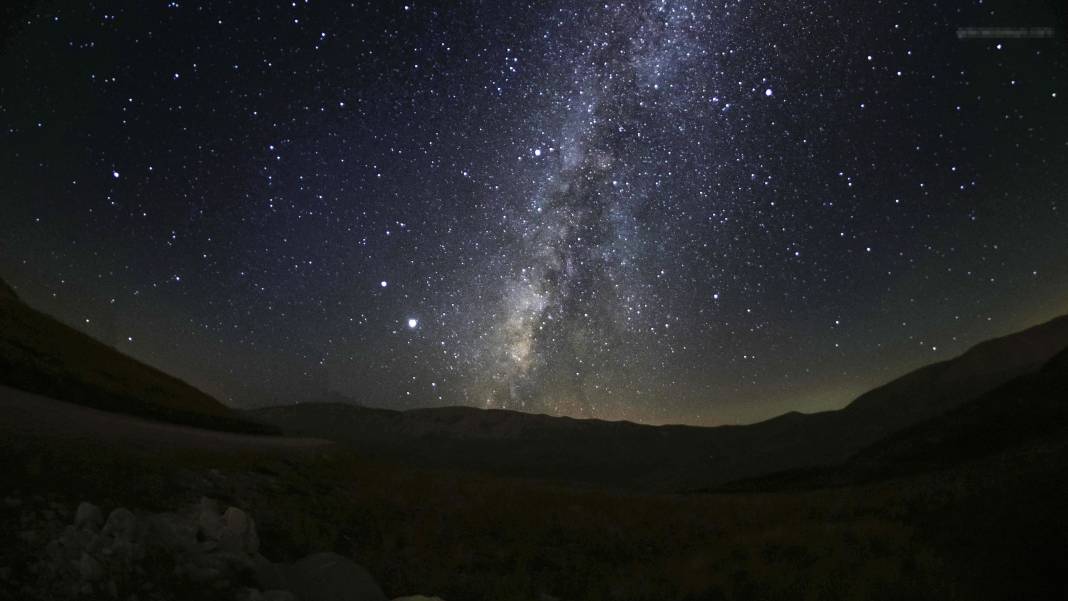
[407,318,418,329]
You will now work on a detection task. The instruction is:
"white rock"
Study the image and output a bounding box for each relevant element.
[186,564,221,583]
[76,552,103,581]
[196,498,223,541]
[74,502,103,530]
[283,552,387,601]
[145,513,197,553]
[220,506,259,554]
[253,555,288,591]
[101,508,136,540]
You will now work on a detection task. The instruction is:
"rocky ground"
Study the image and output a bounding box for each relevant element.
[0,495,444,601]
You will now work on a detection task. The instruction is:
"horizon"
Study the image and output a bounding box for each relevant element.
[4,271,1066,428]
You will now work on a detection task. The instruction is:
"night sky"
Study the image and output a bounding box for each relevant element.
[2,1,1066,425]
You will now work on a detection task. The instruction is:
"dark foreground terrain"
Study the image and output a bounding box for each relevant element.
[3,384,1067,601]
[1,276,1067,600]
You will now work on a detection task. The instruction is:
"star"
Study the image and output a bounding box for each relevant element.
[2,0,1064,426]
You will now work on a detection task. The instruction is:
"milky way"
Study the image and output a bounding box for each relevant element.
[482,4,706,414]
[1,1,1066,424]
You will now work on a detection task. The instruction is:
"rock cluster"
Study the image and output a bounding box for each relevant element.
[3,498,442,601]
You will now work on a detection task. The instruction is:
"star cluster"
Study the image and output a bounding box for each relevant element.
[1,1,1066,424]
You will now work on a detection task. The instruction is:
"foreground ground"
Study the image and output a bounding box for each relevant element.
[2,389,1065,601]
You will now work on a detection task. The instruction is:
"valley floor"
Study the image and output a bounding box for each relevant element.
[0,386,326,455]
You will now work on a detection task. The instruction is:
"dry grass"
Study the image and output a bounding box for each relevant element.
[6,428,1062,601]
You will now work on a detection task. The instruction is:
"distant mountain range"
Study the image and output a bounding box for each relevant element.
[249,314,1068,491]
[3,272,1065,491]
[0,277,274,435]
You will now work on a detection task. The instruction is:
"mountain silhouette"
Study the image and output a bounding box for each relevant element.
[250,314,1068,490]
[0,276,274,435]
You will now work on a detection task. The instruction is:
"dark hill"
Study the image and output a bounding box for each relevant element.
[834,314,1068,443]
[0,277,275,435]
[709,345,1068,492]
[250,314,1068,491]
[0,278,18,301]
[846,345,1068,473]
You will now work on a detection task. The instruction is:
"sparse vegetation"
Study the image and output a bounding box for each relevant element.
[2,421,1065,601]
